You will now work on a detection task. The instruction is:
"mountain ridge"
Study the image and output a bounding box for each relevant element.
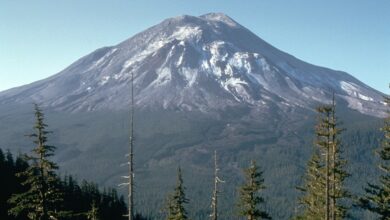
[0,13,386,117]
[0,13,386,219]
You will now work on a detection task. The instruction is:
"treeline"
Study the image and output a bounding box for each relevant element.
[0,148,129,220]
[0,104,148,220]
[161,95,390,220]
[1,92,389,220]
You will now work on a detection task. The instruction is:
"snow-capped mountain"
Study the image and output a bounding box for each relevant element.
[0,13,388,219]
[0,13,386,116]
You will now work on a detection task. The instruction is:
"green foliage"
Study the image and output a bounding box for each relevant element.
[359,95,390,219]
[0,149,128,220]
[8,104,63,220]
[0,101,385,219]
[237,160,271,220]
[3,104,129,220]
[295,100,350,220]
[0,148,29,220]
[294,153,326,219]
[165,167,189,220]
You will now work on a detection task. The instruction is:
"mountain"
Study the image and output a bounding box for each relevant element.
[0,13,386,116]
[0,13,386,219]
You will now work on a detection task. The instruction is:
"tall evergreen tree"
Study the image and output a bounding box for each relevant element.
[8,104,63,220]
[329,97,349,220]
[294,97,349,220]
[359,94,390,219]
[165,167,189,220]
[237,160,271,220]
[294,153,326,219]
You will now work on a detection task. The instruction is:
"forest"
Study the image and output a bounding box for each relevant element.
[0,94,389,220]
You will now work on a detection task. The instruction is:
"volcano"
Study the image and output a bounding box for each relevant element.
[0,13,385,219]
[0,13,385,116]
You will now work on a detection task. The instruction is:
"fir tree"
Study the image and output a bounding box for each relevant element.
[294,97,349,220]
[237,160,271,220]
[359,94,390,219]
[294,153,326,219]
[328,97,349,220]
[166,167,189,220]
[8,104,63,220]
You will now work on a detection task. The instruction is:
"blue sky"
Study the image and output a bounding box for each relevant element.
[1,0,389,93]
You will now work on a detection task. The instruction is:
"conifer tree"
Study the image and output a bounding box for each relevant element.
[8,104,63,220]
[359,94,390,219]
[294,153,326,219]
[1,149,29,220]
[328,97,349,220]
[166,167,189,220]
[294,97,349,220]
[0,148,4,163]
[237,160,271,220]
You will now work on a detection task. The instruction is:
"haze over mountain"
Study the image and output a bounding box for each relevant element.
[0,13,386,219]
[0,13,386,117]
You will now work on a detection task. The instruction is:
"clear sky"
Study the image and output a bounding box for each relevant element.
[1,0,389,93]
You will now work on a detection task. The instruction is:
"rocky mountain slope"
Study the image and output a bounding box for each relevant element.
[0,13,386,117]
[0,13,386,219]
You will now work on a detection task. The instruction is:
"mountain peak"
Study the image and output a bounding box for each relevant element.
[160,13,240,29]
[0,13,386,117]
[200,12,239,27]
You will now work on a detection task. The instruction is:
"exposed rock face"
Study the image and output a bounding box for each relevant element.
[0,13,385,116]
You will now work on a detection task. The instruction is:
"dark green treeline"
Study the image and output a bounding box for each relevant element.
[1,91,390,220]
[0,149,129,220]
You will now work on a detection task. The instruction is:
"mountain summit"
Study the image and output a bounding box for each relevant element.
[0,14,386,219]
[0,13,385,116]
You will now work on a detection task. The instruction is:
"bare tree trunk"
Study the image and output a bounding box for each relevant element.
[211,150,223,220]
[128,71,135,220]
[330,95,336,220]
[326,110,330,220]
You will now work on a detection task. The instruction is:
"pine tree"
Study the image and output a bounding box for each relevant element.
[166,167,189,220]
[359,94,390,219]
[294,153,326,219]
[328,97,349,220]
[8,104,63,220]
[294,97,349,220]
[237,160,271,220]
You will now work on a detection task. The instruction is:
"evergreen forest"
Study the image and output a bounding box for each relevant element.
[0,94,389,220]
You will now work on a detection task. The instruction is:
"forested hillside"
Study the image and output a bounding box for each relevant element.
[0,148,132,220]
[1,99,388,220]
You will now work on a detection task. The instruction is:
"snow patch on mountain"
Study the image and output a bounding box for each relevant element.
[0,13,386,117]
[201,13,239,27]
[86,48,118,72]
[173,26,203,41]
[340,81,374,101]
[100,76,111,86]
[181,67,198,87]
